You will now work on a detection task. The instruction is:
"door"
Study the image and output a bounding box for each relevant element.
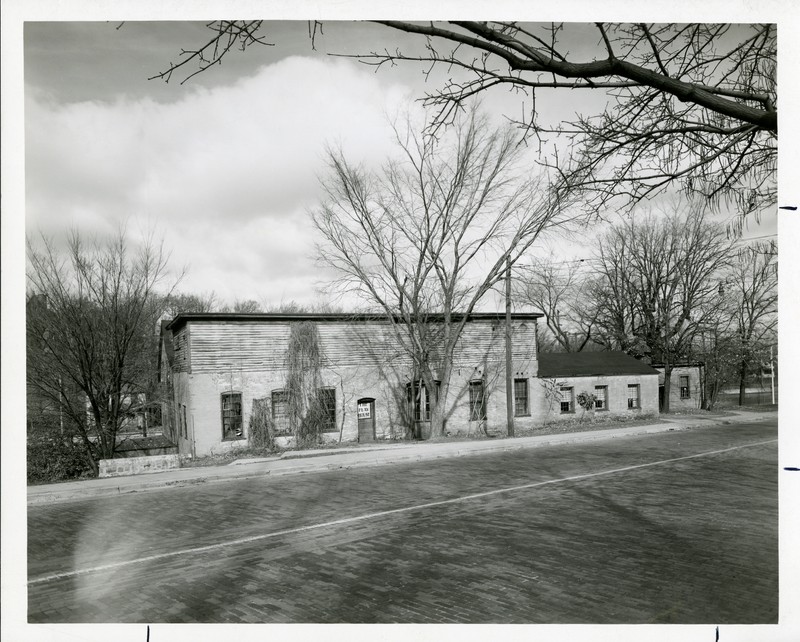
[658,385,665,412]
[357,398,375,442]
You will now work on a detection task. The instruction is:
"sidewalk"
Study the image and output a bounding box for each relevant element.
[27,410,775,505]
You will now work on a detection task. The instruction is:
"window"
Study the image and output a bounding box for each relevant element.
[514,378,529,416]
[182,404,188,439]
[469,380,487,421]
[317,388,337,432]
[271,390,291,435]
[679,375,690,399]
[221,392,243,440]
[407,380,440,421]
[559,387,573,413]
[627,384,640,409]
[594,386,607,410]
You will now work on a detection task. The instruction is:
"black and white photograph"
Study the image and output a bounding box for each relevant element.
[2,2,798,641]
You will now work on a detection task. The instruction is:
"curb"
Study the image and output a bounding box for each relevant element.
[27,414,772,506]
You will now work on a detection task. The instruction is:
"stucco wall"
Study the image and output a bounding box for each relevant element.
[168,317,539,456]
[534,373,659,423]
[656,365,703,410]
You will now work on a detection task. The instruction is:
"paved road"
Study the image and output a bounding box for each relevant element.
[28,420,778,623]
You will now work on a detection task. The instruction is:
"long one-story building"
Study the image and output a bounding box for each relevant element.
[159,312,543,456]
[536,351,660,421]
[158,313,663,457]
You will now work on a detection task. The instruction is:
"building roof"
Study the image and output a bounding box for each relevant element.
[166,311,543,332]
[537,351,660,378]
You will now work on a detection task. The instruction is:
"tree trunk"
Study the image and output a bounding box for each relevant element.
[428,377,451,439]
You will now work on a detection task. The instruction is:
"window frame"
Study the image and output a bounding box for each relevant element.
[317,387,338,433]
[594,385,608,411]
[559,386,574,414]
[407,380,441,422]
[679,375,690,399]
[221,391,244,441]
[513,378,529,417]
[469,380,487,421]
[271,389,291,435]
[627,384,641,409]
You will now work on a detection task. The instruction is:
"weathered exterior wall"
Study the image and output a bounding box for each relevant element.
[533,373,659,423]
[98,454,180,478]
[168,317,539,456]
[656,365,703,410]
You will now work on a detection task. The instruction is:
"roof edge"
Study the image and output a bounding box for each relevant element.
[166,311,543,331]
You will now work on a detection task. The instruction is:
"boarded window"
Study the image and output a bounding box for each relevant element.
[514,378,529,416]
[221,392,243,440]
[317,387,337,432]
[594,386,607,410]
[559,387,573,413]
[627,384,640,409]
[469,380,487,421]
[679,375,690,399]
[271,390,291,435]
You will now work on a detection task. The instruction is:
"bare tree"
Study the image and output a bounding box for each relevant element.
[26,229,178,475]
[230,299,263,313]
[161,290,220,318]
[725,241,778,404]
[153,22,776,226]
[514,254,598,352]
[591,205,733,412]
[312,107,565,437]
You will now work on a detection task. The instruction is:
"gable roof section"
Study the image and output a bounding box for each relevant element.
[538,351,659,378]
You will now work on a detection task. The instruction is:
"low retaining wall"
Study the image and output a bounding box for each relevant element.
[98,454,181,478]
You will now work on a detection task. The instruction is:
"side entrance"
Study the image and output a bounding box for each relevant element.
[357,397,375,442]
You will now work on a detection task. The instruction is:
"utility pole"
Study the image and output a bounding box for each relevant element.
[506,257,515,437]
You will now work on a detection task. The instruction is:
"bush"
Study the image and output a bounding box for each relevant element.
[27,437,92,484]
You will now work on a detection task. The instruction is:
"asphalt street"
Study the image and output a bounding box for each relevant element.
[27,419,778,623]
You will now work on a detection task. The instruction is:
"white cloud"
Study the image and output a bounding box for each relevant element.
[26,55,413,305]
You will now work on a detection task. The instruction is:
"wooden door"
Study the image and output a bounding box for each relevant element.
[357,398,375,442]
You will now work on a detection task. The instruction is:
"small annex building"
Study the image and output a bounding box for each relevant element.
[651,362,705,411]
[159,312,543,457]
[536,351,660,421]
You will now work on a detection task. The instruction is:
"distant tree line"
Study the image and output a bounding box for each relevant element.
[516,206,777,411]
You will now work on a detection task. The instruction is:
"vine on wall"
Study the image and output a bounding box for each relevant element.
[285,322,328,448]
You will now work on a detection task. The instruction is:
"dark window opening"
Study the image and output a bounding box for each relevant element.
[679,375,690,399]
[594,386,607,410]
[317,387,337,432]
[514,378,529,416]
[560,387,573,413]
[407,380,440,422]
[271,390,291,435]
[221,392,243,440]
[627,384,640,409]
[469,380,487,421]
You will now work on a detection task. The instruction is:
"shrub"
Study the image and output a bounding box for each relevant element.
[27,437,92,484]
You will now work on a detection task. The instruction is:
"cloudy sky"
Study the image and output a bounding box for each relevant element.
[21,18,780,312]
[3,3,799,642]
